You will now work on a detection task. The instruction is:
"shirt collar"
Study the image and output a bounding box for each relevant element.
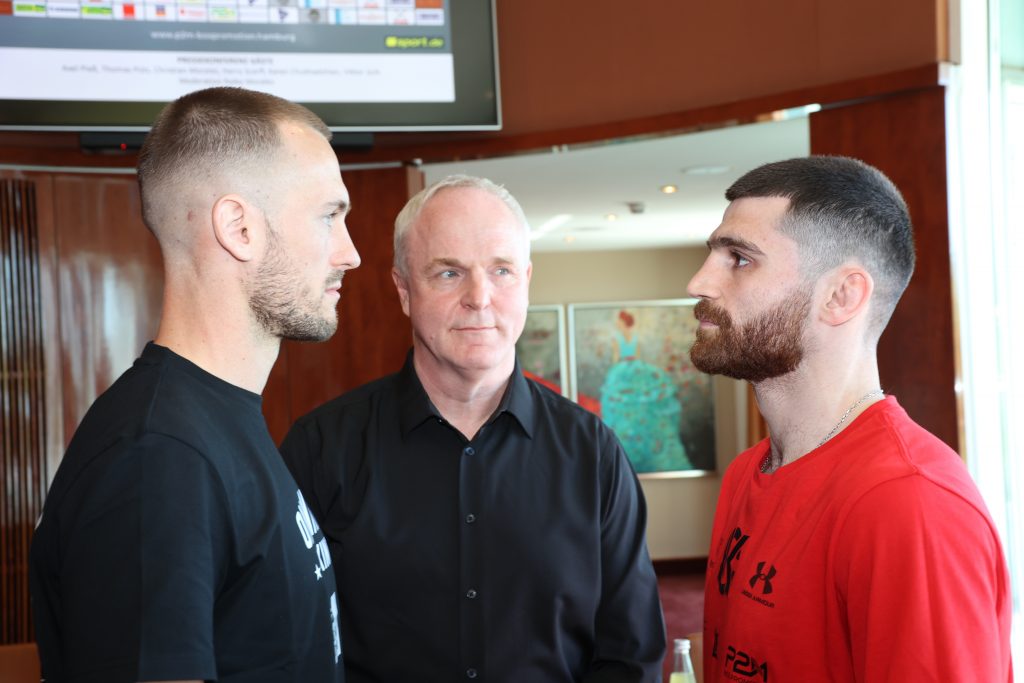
[396,349,536,439]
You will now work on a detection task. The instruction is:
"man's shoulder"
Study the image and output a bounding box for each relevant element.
[44,376,222,524]
[814,400,990,526]
[855,401,972,488]
[61,357,265,479]
[65,359,175,456]
[872,403,988,507]
[525,376,595,415]
[522,376,618,441]
[293,372,401,427]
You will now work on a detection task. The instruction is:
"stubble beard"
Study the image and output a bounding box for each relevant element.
[248,227,341,343]
[689,292,811,383]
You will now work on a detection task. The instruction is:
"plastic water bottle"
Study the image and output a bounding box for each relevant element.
[668,637,696,683]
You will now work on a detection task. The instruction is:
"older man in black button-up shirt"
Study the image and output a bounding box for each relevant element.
[280,174,666,683]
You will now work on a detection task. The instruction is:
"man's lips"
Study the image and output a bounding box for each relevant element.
[693,299,730,328]
[452,325,499,335]
[325,271,346,294]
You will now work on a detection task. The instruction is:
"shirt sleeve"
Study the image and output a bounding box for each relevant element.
[59,434,229,681]
[833,475,1012,682]
[585,426,667,683]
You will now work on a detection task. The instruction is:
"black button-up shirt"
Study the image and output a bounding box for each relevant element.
[280,352,666,683]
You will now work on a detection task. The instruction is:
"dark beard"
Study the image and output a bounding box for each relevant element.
[689,293,810,383]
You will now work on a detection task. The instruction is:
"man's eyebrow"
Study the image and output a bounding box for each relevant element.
[324,199,350,214]
[427,257,465,270]
[707,235,765,255]
[426,257,517,268]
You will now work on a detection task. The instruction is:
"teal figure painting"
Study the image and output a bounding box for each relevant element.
[570,300,715,475]
[599,310,692,473]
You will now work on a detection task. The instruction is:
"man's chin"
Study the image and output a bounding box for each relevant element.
[449,345,515,373]
[688,339,718,371]
[690,342,749,381]
[281,316,338,343]
[690,350,799,383]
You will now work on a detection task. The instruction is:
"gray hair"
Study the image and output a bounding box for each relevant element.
[393,174,531,276]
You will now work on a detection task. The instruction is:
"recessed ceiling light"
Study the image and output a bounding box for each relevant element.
[682,165,731,176]
[605,213,618,221]
[563,235,576,244]
[660,184,678,194]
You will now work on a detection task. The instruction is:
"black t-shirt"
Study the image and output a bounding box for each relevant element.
[280,352,665,683]
[30,343,344,683]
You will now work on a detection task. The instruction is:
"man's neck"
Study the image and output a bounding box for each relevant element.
[753,357,883,471]
[155,284,280,395]
[413,351,514,440]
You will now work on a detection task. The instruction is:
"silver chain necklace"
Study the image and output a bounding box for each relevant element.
[760,389,885,473]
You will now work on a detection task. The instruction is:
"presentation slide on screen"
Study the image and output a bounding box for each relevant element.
[0,0,454,103]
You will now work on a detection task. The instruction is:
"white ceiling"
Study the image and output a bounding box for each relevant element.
[423,115,810,253]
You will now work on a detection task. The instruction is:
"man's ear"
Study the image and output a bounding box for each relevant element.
[211,194,259,262]
[821,266,873,326]
[392,268,412,317]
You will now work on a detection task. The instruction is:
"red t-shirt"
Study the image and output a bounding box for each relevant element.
[703,397,1012,682]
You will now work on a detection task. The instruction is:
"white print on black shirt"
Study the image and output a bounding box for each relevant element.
[330,591,342,662]
[295,490,333,581]
[295,491,342,661]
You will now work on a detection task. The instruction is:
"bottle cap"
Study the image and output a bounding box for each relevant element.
[673,638,691,653]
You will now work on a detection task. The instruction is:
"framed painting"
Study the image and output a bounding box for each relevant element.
[568,299,715,477]
[516,304,569,397]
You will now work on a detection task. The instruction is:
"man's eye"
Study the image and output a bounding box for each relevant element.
[440,270,459,279]
[495,267,511,276]
[732,252,751,268]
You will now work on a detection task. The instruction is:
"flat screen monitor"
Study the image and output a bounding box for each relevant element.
[0,0,499,131]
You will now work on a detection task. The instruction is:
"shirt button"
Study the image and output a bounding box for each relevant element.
[466,588,477,599]
[466,669,478,679]
[465,513,476,524]
[463,446,475,456]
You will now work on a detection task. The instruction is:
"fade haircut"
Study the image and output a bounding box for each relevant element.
[137,87,331,235]
[393,174,531,277]
[726,155,915,337]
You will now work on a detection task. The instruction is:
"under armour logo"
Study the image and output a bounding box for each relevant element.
[749,561,777,594]
[717,527,749,595]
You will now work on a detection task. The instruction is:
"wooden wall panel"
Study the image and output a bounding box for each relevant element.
[31,175,64,495]
[809,86,958,451]
[52,175,164,447]
[0,175,57,644]
[265,165,420,444]
[486,0,941,137]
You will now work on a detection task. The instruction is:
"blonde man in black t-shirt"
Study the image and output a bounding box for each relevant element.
[30,87,360,683]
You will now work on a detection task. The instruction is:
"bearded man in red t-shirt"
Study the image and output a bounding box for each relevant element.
[688,155,1012,683]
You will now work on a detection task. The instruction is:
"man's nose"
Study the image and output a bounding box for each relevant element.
[462,271,492,309]
[687,255,718,300]
[331,225,361,270]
